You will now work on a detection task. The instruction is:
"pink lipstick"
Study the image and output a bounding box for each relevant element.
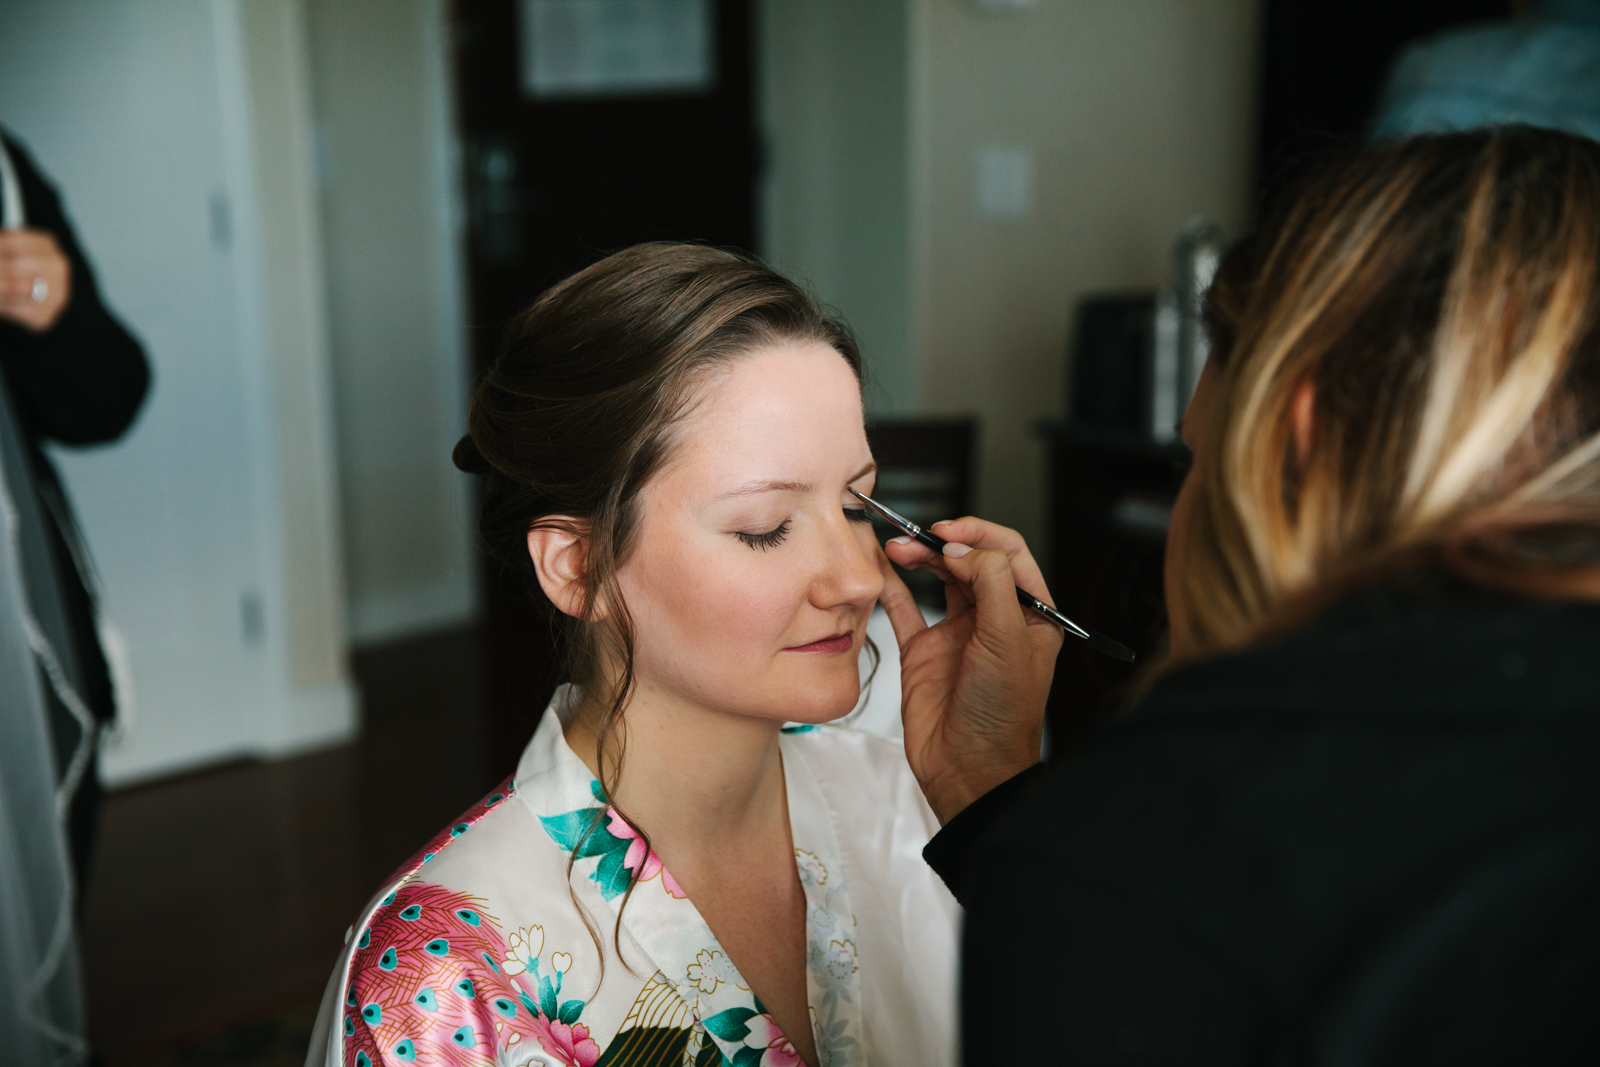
[784,632,853,654]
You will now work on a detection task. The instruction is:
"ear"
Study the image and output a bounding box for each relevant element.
[527,521,592,619]
[1291,378,1316,471]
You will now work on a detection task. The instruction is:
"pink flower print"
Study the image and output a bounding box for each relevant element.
[794,849,827,888]
[687,949,734,995]
[742,1013,802,1067]
[604,810,688,898]
[824,939,858,981]
[528,1015,601,1067]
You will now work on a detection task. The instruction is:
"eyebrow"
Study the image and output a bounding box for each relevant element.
[715,461,876,500]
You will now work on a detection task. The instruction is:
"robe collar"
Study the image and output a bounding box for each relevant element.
[514,686,866,1067]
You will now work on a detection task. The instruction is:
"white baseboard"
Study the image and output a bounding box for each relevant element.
[100,676,361,788]
[262,676,360,758]
[348,571,479,646]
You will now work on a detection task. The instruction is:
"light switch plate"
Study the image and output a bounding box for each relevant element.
[974,145,1034,221]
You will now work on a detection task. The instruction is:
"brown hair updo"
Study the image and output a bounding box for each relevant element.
[454,243,861,958]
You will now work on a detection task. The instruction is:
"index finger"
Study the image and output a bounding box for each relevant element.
[0,230,54,256]
[926,517,1053,605]
[875,547,929,652]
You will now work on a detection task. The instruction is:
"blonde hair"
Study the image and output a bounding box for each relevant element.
[1168,127,1600,662]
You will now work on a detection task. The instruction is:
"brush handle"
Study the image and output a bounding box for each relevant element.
[861,490,1134,662]
[896,531,1136,662]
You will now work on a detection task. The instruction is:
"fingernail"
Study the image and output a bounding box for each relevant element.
[890,536,914,546]
[942,542,971,558]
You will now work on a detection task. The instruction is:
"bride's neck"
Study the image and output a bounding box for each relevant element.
[563,680,789,854]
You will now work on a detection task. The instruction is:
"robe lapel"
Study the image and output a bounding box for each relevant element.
[781,734,866,1067]
[518,692,787,1067]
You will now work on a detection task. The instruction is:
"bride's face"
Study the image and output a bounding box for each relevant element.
[614,340,883,725]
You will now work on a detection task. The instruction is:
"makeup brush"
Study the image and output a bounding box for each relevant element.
[852,488,1136,663]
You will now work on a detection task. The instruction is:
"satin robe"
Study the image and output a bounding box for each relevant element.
[307,685,959,1067]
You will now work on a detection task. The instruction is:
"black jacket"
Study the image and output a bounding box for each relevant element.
[0,133,148,773]
[925,572,1600,1064]
[0,135,149,453]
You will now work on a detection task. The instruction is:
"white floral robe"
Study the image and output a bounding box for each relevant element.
[306,685,959,1067]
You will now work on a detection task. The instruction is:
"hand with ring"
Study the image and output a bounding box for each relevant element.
[0,228,71,332]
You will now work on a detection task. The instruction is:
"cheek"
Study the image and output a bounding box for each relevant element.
[620,539,810,663]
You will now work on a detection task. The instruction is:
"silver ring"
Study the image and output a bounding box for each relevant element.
[30,277,47,304]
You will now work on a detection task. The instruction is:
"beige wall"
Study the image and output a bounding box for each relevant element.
[304,0,475,644]
[759,0,915,414]
[912,0,1261,557]
[237,0,350,695]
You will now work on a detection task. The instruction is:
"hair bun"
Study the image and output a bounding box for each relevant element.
[452,434,491,475]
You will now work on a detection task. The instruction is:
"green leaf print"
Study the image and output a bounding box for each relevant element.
[539,809,611,858]
[701,1006,757,1043]
[538,804,638,901]
[558,998,584,1025]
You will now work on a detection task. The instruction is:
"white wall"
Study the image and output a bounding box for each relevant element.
[0,0,356,785]
[304,0,477,646]
[763,0,1261,558]
[235,0,352,707]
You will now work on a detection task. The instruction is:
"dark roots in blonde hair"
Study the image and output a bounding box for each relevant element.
[454,242,862,975]
[1171,126,1600,662]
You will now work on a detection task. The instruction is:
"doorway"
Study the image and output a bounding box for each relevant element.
[450,0,758,366]
[448,0,760,774]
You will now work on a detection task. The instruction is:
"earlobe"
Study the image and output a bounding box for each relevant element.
[527,522,590,619]
[1291,379,1317,470]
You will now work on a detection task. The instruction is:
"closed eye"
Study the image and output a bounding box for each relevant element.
[844,507,873,524]
[736,520,791,551]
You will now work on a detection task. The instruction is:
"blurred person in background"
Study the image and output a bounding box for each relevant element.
[885,126,1600,1063]
[0,129,148,1067]
[0,129,148,882]
[1372,0,1600,141]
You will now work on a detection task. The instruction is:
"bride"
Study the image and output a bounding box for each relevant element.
[308,244,959,1067]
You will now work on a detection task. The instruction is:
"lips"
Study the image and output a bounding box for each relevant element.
[784,632,854,654]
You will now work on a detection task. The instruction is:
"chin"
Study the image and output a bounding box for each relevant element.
[775,669,862,726]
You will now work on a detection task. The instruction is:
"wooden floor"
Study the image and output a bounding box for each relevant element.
[80,621,556,1065]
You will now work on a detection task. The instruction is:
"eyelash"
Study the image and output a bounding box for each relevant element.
[736,508,874,551]
[737,520,790,551]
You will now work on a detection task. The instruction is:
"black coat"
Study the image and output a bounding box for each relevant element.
[0,132,148,877]
[925,571,1600,1064]
[1,135,149,453]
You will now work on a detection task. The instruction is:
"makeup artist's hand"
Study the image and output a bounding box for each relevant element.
[878,519,1062,825]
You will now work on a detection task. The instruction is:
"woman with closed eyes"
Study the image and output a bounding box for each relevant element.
[307,244,965,1067]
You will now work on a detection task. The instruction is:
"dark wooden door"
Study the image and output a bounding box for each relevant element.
[450,0,759,371]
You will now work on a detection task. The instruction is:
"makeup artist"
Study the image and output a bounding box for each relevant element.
[883,126,1600,1064]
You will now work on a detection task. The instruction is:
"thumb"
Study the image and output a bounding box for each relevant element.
[941,545,1027,641]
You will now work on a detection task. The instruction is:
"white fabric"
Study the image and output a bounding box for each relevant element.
[0,138,24,230]
[309,685,958,1067]
[0,387,87,1067]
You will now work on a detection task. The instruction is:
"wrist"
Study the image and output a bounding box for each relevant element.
[919,755,1039,826]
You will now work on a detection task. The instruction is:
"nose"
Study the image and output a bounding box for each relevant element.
[810,508,884,610]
